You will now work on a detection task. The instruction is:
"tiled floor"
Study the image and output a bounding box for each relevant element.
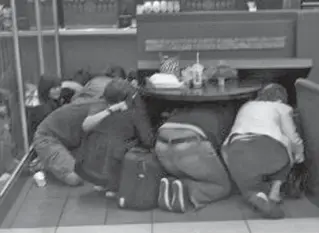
[1,177,319,232]
[1,219,319,233]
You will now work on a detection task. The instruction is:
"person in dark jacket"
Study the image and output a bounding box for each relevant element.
[75,79,154,195]
[155,105,235,213]
[33,84,128,186]
[26,76,62,143]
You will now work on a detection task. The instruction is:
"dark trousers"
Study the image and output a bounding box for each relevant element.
[224,135,290,199]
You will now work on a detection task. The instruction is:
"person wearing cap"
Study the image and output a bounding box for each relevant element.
[222,83,304,219]
[75,79,154,194]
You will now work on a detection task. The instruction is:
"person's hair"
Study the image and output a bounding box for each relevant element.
[71,69,93,86]
[105,65,126,79]
[103,79,133,105]
[127,70,137,82]
[37,75,61,103]
[256,83,288,104]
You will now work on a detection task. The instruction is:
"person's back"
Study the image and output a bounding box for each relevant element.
[37,101,100,149]
[71,76,113,103]
[167,106,234,150]
[227,100,292,146]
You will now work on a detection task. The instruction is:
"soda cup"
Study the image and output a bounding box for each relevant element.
[33,171,47,187]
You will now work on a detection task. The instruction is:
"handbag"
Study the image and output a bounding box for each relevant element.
[282,162,309,198]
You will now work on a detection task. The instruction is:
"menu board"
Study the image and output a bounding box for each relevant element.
[145,37,286,52]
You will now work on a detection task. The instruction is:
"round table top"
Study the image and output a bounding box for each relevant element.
[141,81,262,102]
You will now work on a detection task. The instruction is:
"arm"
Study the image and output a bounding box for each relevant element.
[132,94,154,149]
[279,107,305,163]
[82,101,128,132]
[82,108,111,133]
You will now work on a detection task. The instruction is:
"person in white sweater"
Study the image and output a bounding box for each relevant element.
[222,83,304,219]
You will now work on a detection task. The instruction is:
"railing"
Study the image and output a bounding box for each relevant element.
[301,1,319,8]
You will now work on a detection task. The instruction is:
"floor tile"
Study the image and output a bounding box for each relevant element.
[26,183,69,200]
[105,200,152,225]
[56,224,151,233]
[307,194,319,208]
[237,198,264,220]
[153,221,250,233]
[0,228,56,233]
[67,183,99,198]
[247,218,319,233]
[282,197,319,218]
[195,198,244,222]
[152,209,199,223]
[58,196,107,226]
[11,228,56,233]
[153,197,243,223]
[11,198,66,228]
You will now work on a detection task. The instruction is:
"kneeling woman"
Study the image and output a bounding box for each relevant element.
[75,79,154,194]
[222,84,304,219]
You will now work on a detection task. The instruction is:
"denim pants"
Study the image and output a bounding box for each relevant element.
[155,128,232,209]
[223,135,290,199]
[33,132,76,183]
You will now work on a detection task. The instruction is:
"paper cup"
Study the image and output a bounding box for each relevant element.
[33,171,46,187]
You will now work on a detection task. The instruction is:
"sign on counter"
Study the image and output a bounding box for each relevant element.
[145,37,286,51]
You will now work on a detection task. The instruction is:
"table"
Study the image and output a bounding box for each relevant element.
[141,81,262,102]
[140,81,262,128]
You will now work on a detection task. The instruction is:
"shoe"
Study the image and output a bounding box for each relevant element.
[248,192,285,219]
[93,186,107,192]
[63,172,84,186]
[158,178,172,211]
[105,191,117,199]
[171,179,186,213]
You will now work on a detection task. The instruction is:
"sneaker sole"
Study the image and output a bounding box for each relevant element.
[171,180,186,213]
[158,178,172,211]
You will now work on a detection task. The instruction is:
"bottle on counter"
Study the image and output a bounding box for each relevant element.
[143,1,153,14]
[167,0,174,13]
[192,52,204,89]
[136,4,144,15]
[173,1,180,12]
[247,1,257,12]
[160,0,168,13]
[153,1,161,13]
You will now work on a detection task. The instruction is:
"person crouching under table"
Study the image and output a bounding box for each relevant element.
[222,83,304,219]
[155,105,235,213]
[74,79,154,196]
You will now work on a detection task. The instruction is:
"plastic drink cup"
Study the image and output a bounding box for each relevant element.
[33,171,47,187]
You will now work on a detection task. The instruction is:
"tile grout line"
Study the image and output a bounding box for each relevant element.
[55,194,70,230]
[3,178,34,228]
[151,210,154,233]
[244,219,252,233]
[104,199,109,225]
[237,199,253,233]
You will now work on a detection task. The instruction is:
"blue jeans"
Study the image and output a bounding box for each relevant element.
[155,128,232,209]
